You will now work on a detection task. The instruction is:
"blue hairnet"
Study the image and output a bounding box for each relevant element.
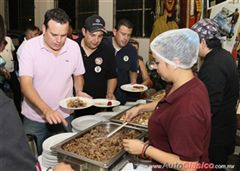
[150,28,200,69]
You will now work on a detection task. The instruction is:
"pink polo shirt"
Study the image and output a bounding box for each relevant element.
[19,35,85,122]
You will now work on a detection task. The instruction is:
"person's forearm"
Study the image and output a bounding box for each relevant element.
[139,60,152,87]
[73,75,84,94]
[145,146,197,171]
[107,78,117,95]
[20,76,52,116]
[137,100,158,113]
[129,71,137,84]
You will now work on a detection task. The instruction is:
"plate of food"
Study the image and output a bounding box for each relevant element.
[59,97,93,110]
[120,84,148,93]
[93,98,120,108]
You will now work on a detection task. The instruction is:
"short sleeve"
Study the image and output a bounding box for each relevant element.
[18,42,34,77]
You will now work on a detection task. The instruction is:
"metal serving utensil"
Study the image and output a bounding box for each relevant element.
[106,122,128,138]
[95,122,128,140]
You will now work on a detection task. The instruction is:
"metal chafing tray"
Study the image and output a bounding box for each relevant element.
[145,90,166,102]
[110,108,152,129]
[51,121,146,170]
[109,90,166,129]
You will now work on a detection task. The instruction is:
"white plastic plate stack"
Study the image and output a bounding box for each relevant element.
[94,111,119,120]
[71,115,107,132]
[112,105,132,113]
[42,132,76,168]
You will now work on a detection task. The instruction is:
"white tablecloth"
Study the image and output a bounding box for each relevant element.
[38,155,151,171]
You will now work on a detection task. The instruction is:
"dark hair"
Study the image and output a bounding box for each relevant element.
[204,38,222,49]
[115,19,133,30]
[43,8,70,29]
[0,14,5,46]
[129,38,139,47]
[25,25,40,34]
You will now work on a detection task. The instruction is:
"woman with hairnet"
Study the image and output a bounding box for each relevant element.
[123,28,212,171]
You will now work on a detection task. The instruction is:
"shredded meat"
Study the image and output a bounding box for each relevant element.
[132,85,144,89]
[120,111,152,125]
[62,126,140,162]
[150,90,166,101]
[67,98,86,108]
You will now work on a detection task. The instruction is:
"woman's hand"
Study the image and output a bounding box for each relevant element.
[121,106,140,122]
[123,139,144,155]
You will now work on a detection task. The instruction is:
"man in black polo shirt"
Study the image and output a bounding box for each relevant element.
[75,15,117,116]
[105,19,138,104]
[192,18,239,170]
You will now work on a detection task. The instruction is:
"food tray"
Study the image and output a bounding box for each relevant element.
[52,121,146,169]
[110,109,153,129]
[145,90,166,102]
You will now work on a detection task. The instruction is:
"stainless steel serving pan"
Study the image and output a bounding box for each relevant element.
[110,109,151,129]
[51,121,146,169]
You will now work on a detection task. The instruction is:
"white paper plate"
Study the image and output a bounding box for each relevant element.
[93,98,120,108]
[120,84,148,92]
[72,128,81,133]
[112,105,132,113]
[95,111,119,120]
[42,132,76,153]
[125,101,139,106]
[42,159,58,168]
[59,97,93,110]
[71,115,107,131]
[136,99,147,104]
[42,152,58,160]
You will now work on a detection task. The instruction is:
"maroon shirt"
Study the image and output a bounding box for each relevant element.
[148,77,211,171]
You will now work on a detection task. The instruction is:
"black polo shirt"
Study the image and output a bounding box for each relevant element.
[105,37,138,104]
[79,38,117,98]
[198,47,239,146]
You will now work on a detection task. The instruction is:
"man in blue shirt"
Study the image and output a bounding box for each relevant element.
[105,19,138,104]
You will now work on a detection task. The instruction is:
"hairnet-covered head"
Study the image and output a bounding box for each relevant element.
[150,28,199,69]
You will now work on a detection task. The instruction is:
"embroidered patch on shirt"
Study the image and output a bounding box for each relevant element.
[95,57,103,65]
[95,66,102,73]
[123,55,129,62]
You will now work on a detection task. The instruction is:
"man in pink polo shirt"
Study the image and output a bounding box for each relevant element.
[18,8,89,154]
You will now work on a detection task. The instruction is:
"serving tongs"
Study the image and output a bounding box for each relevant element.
[106,122,128,138]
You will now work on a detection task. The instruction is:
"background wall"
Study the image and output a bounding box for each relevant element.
[99,0,149,62]
[0,0,150,62]
[98,0,150,62]
[99,0,114,31]
[0,1,5,18]
[34,0,54,29]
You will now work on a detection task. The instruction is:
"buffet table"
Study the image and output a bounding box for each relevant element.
[38,155,152,171]
[38,101,153,171]
[38,90,167,171]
